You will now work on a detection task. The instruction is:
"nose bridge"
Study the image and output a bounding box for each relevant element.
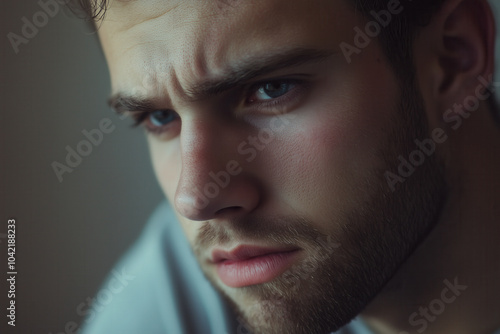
[180,117,224,188]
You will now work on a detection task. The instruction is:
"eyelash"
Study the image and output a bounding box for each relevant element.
[130,110,179,136]
[245,79,303,114]
[130,78,305,135]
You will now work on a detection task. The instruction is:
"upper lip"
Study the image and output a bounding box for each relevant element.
[210,245,299,264]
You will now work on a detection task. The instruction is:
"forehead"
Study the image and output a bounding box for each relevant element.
[98,0,360,96]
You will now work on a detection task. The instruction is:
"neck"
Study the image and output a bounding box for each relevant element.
[362,106,500,334]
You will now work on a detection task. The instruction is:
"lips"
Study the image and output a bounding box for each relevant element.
[211,246,300,288]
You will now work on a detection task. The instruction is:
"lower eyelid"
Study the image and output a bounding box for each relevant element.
[144,118,181,138]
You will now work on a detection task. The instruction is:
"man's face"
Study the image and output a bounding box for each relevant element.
[99,1,447,332]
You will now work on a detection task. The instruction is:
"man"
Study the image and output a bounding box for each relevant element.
[77,0,500,333]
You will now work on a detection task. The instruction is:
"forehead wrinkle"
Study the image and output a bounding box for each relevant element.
[142,60,201,107]
[104,1,340,105]
[107,1,181,34]
[107,0,242,35]
[117,40,166,61]
[168,65,193,104]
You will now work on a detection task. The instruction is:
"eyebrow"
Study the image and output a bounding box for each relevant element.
[108,47,335,114]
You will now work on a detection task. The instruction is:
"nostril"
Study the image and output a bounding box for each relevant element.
[215,206,243,216]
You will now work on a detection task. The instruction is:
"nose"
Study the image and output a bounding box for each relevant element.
[173,118,260,221]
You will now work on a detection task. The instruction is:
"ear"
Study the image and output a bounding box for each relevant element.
[433,0,496,100]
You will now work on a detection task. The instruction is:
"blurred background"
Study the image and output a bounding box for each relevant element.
[0,2,163,333]
[0,1,499,333]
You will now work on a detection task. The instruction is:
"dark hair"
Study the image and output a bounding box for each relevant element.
[75,0,108,22]
[346,0,445,76]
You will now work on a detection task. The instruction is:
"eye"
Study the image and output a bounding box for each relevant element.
[244,79,307,114]
[132,109,180,136]
[148,109,177,127]
[249,80,297,102]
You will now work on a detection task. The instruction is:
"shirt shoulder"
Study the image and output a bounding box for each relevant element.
[80,201,234,334]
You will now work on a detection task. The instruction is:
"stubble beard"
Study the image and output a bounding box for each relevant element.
[193,78,448,334]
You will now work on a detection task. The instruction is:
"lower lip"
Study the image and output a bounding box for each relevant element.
[215,250,299,288]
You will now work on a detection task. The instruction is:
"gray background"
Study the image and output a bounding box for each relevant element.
[0,2,163,333]
[1,1,499,333]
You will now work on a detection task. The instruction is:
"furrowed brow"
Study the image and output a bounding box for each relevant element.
[107,47,335,112]
[108,95,157,115]
[186,48,335,100]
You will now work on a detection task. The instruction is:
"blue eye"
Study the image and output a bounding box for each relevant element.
[149,110,177,127]
[254,81,296,101]
[130,108,180,136]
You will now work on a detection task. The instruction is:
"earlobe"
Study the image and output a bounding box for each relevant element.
[435,0,495,98]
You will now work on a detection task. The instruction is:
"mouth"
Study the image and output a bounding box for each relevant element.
[211,245,301,288]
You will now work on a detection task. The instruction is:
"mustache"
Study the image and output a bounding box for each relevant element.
[194,214,328,253]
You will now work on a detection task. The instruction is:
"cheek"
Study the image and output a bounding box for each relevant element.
[265,66,398,225]
[149,137,180,203]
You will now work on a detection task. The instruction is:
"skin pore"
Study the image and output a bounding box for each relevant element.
[97,0,500,333]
